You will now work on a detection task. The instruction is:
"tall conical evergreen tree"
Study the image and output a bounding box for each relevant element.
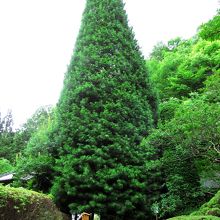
[52,0,159,219]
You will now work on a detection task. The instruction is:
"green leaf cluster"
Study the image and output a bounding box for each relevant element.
[147,20,220,101]
[199,10,220,41]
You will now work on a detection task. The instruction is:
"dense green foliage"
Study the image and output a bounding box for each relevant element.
[144,10,220,218]
[14,106,56,192]
[0,158,14,174]
[0,111,15,162]
[143,92,220,217]
[52,0,158,219]
[147,38,220,100]
[199,10,220,41]
[0,185,69,220]
[0,106,52,165]
[168,190,220,219]
[192,190,220,217]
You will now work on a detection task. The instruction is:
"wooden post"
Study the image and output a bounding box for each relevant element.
[81,213,90,220]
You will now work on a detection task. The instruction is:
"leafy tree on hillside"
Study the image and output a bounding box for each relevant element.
[0,108,52,164]
[14,107,56,192]
[143,91,220,217]
[203,70,220,103]
[147,38,196,100]
[10,106,53,161]
[147,35,220,100]
[16,106,53,146]
[0,111,15,161]
[144,12,220,218]
[168,39,220,97]
[149,41,169,61]
[199,10,220,41]
[52,0,159,218]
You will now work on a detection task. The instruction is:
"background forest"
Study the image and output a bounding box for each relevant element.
[0,5,219,220]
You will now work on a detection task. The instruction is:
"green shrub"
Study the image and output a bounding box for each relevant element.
[0,185,69,220]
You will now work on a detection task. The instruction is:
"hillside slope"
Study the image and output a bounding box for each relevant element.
[169,190,220,220]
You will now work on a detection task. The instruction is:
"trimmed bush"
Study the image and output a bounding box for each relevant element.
[0,185,70,220]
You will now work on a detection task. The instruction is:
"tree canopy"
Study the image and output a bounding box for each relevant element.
[51,0,158,218]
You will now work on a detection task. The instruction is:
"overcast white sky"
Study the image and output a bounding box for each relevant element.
[0,0,219,128]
